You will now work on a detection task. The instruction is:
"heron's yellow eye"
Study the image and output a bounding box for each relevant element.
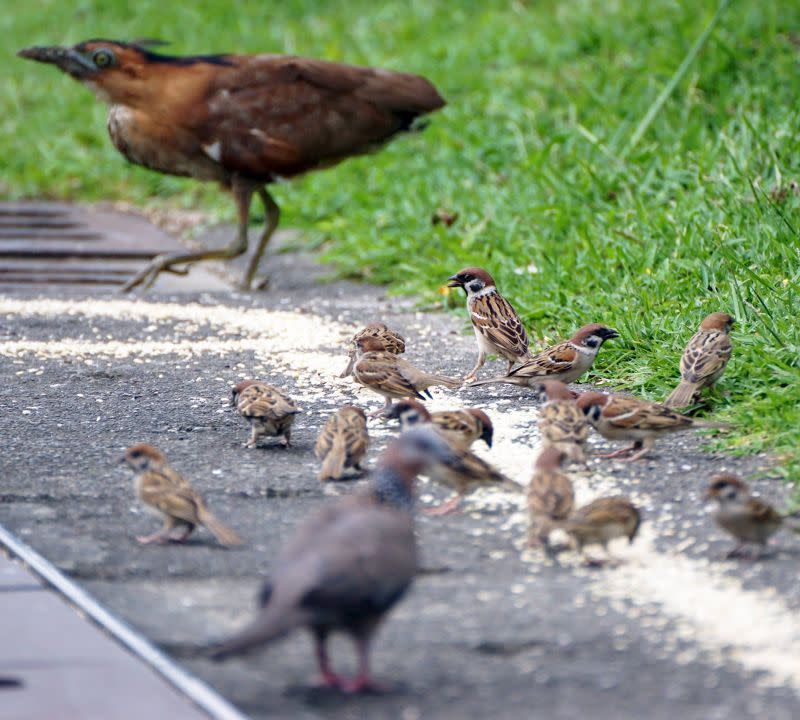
[92,49,115,68]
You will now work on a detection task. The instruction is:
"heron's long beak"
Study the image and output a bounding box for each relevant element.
[18,46,96,78]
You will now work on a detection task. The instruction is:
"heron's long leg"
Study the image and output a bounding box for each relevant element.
[122,181,255,292]
[241,188,280,290]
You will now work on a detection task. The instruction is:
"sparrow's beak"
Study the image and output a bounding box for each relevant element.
[600,328,620,340]
[118,455,127,465]
[18,45,97,78]
[446,275,464,288]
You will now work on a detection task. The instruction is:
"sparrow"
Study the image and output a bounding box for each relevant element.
[351,336,461,416]
[230,380,300,448]
[121,443,242,547]
[665,312,734,408]
[534,380,589,464]
[705,474,800,559]
[208,428,456,692]
[430,407,494,450]
[395,400,493,450]
[340,322,406,378]
[576,391,727,462]
[468,324,619,389]
[386,399,521,515]
[527,447,574,547]
[315,406,369,481]
[446,267,530,381]
[557,496,641,565]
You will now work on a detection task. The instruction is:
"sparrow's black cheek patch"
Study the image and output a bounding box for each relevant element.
[585,406,602,422]
[467,281,484,293]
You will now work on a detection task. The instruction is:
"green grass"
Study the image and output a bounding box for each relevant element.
[3,1,800,486]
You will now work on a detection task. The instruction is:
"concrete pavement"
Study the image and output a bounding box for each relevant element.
[1,216,799,719]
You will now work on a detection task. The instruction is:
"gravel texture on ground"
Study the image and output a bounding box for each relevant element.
[1,228,799,719]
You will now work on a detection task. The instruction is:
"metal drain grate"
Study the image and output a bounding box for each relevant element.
[0,202,224,289]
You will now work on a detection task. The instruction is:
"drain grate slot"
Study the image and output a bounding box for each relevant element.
[0,202,199,288]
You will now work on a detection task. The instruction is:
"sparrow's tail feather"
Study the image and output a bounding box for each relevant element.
[207,607,301,661]
[318,434,347,481]
[466,376,506,388]
[424,374,462,389]
[198,509,243,547]
[483,467,523,494]
[665,381,698,408]
[497,477,525,493]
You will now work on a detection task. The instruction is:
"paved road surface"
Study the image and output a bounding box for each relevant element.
[1,224,799,719]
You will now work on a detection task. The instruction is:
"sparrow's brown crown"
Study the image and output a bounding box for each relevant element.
[356,336,388,353]
[536,379,578,402]
[362,321,390,331]
[569,324,620,345]
[230,379,261,406]
[123,443,167,469]
[699,312,735,332]
[575,391,610,411]
[705,473,749,500]
[447,267,496,289]
[386,399,431,424]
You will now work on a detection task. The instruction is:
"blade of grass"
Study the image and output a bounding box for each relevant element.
[623,0,734,158]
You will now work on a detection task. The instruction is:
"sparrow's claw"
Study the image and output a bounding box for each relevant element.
[423,495,462,516]
[621,448,651,463]
[597,446,635,459]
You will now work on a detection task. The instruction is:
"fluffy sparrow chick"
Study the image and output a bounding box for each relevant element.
[577,391,726,462]
[705,474,800,559]
[230,380,300,448]
[429,407,494,450]
[558,496,641,565]
[665,312,734,408]
[468,324,619,389]
[315,406,369,481]
[534,380,589,464]
[386,399,521,515]
[352,337,461,417]
[121,444,242,547]
[447,267,530,381]
[527,447,574,547]
[340,322,406,378]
